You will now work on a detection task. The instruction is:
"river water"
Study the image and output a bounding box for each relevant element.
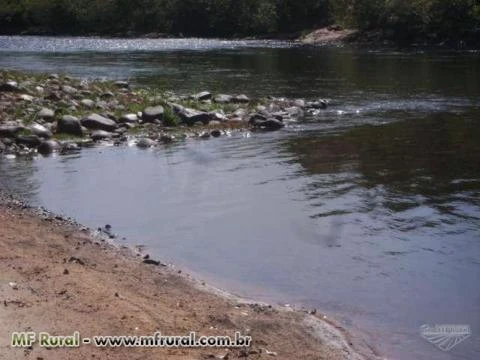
[0,36,479,359]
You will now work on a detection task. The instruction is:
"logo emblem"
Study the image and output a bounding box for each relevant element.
[420,324,471,352]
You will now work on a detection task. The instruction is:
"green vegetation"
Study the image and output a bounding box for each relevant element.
[333,0,480,44]
[0,0,478,43]
[163,106,181,127]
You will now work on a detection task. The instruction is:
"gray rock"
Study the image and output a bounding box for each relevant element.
[37,140,60,155]
[193,91,212,101]
[62,85,77,95]
[233,108,248,118]
[81,114,118,132]
[214,94,233,103]
[307,99,328,109]
[16,135,42,148]
[252,118,285,131]
[46,92,61,101]
[159,134,175,143]
[91,130,113,141]
[114,81,129,89]
[234,94,250,103]
[29,123,52,139]
[0,125,24,138]
[80,90,92,96]
[285,106,304,117]
[59,142,80,153]
[80,99,95,109]
[248,113,267,124]
[209,112,228,122]
[178,108,211,125]
[19,94,34,102]
[38,108,55,121]
[100,92,115,99]
[0,81,20,92]
[57,115,83,137]
[119,113,138,123]
[293,99,306,108]
[136,138,156,148]
[142,106,164,123]
[199,132,211,139]
[211,129,222,138]
[0,140,5,152]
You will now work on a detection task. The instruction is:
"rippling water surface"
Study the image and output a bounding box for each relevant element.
[0,36,479,360]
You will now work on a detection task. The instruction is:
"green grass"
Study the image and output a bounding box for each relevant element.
[163,106,181,126]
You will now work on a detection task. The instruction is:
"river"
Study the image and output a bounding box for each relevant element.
[0,36,479,359]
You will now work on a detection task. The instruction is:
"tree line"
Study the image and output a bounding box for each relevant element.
[0,0,478,43]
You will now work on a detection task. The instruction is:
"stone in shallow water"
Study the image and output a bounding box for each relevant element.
[81,114,118,132]
[136,138,156,148]
[142,106,164,123]
[16,135,42,148]
[37,140,60,155]
[211,129,222,138]
[252,118,285,131]
[91,130,113,141]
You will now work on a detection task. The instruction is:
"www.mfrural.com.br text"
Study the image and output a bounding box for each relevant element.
[11,331,252,348]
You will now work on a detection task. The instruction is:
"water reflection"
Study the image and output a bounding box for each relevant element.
[289,111,480,197]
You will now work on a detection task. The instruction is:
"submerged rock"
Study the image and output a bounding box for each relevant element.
[211,129,222,138]
[136,138,156,148]
[81,114,118,132]
[307,99,328,109]
[57,115,83,136]
[252,118,285,131]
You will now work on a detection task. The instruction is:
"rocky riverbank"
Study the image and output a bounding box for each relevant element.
[0,70,329,157]
[0,193,379,360]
